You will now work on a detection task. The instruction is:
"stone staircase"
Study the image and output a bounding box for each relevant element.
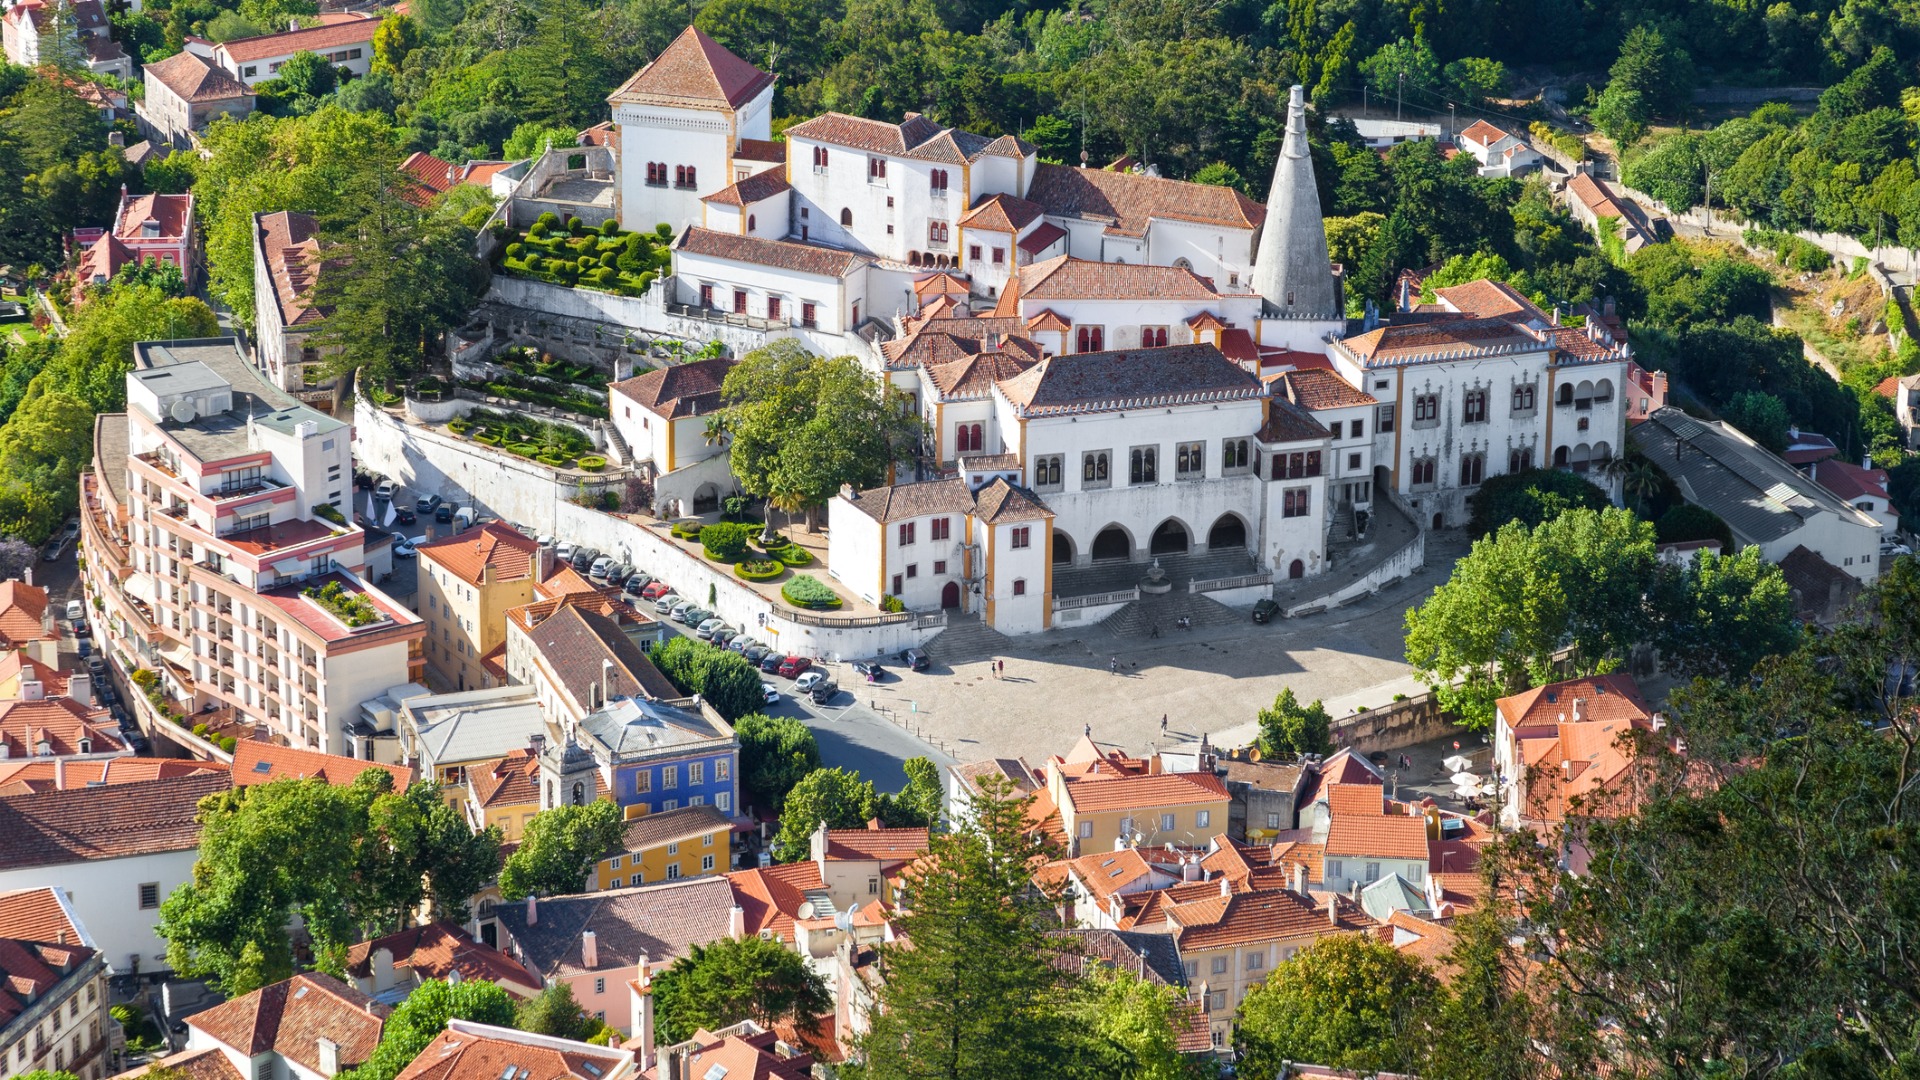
[924,611,1015,664]
[598,419,633,467]
[1100,591,1246,640]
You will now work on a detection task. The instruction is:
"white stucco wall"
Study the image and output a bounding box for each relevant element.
[0,849,199,974]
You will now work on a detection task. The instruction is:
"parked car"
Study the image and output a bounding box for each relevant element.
[793,670,827,694]
[72,620,90,638]
[696,618,726,639]
[125,731,151,753]
[777,656,812,679]
[537,535,556,549]
[744,644,772,664]
[77,639,91,658]
[87,655,105,674]
[435,503,454,523]
[758,653,785,673]
[1251,598,1279,624]
[809,679,839,705]
[642,582,673,601]
[901,648,930,672]
[1881,538,1912,556]
[589,557,615,582]
[556,541,577,562]
[394,536,425,558]
[761,683,780,705]
[654,593,682,614]
[374,481,396,502]
[61,519,79,542]
[393,507,417,526]
[728,635,755,654]
[65,600,84,621]
[851,660,885,681]
[607,562,633,583]
[670,600,697,622]
[624,573,653,596]
[570,549,598,573]
[679,607,713,626]
[710,627,737,647]
[415,494,440,513]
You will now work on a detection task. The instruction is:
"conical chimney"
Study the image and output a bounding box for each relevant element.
[1251,86,1338,319]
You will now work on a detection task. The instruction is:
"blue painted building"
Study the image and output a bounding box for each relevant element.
[541,696,740,817]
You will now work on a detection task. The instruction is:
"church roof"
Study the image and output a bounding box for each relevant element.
[958,193,1043,233]
[1005,255,1224,304]
[607,26,773,109]
[784,112,1032,164]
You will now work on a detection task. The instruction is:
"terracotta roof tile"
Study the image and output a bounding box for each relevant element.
[114,193,191,242]
[609,356,733,420]
[119,1048,246,1080]
[922,350,1036,401]
[1024,163,1263,237]
[734,138,784,163]
[1340,316,1541,365]
[1017,221,1068,256]
[1169,886,1376,950]
[823,825,928,865]
[640,1025,812,1080]
[469,749,541,809]
[1012,255,1225,302]
[1279,368,1376,411]
[398,151,458,206]
[0,757,226,795]
[143,50,251,104]
[677,227,865,279]
[0,772,227,869]
[343,923,540,992]
[701,169,791,207]
[188,973,387,1072]
[618,803,733,853]
[783,112,1029,164]
[0,698,123,758]
[839,477,976,524]
[418,522,541,588]
[256,211,325,328]
[971,478,1050,524]
[215,20,378,62]
[0,582,53,648]
[1258,396,1331,444]
[398,1024,632,1080]
[231,742,413,789]
[1458,119,1516,147]
[524,602,679,704]
[1063,772,1228,815]
[1496,674,1651,731]
[728,861,823,944]
[608,26,773,109]
[1324,810,1430,861]
[958,193,1042,233]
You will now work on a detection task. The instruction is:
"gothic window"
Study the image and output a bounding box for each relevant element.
[1221,438,1250,472]
[1129,446,1158,484]
[1411,457,1438,486]
[1508,447,1533,473]
[1512,383,1536,412]
[1463,389,1488,424]
[1083,451,1110,486]
[1460,452,1486,485]
[1282,487,1311,517]
[840,207,853,227]
[1413,393,1439,423]
[1033,455,1063,488]
[1176,441,1205,479]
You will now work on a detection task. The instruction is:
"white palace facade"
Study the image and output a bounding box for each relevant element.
[574,33,1635,634]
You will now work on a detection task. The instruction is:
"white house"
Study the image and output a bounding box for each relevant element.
[184,972,389,1080]
[1630,408,1884,582]
[608,26,777,236]
[671,227,869,338]
[1340,118,1443,148]
[251,211,331,398]
[1809,457,1898,537]
[2,0,130,78]
[1456,120,1543,178]
[137,48,254,149]
[210,18,377,86]
[0,772,229,974]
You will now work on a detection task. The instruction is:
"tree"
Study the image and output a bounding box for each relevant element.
[1654,503,1732,550]
[734,714,820,812]
[1466,468,1610,538]
[1604,25,1695,121]
[502,120,577,161]
[498,800,624,900]
[145,150,199,195]
[510,0,616,128]
[1064,966,1193,1080]
[0,539,37,580]
[771,768,875,863]
[1254,687,1332,761]
[721,342,926,529]
[371,13,420,74]
[853,776,1082,1078]
[157,775,503,993]
[308,160,487,384]
[270,51,338,99]
[1418,251,1517,299]
[1720,389,1791,452]
[1235,934,1438,1077]
[646,637,765,721]
[1190,161,1246,193]
[514,983,601,1041]
[1443,57,1509,102]
[1404,508,1658,729]
[1651,547,1799,681]
[1358,37,1441,102]
[651,936,832,1044]
[1622,132,1704,209]
[1323,212,1384,269]
[107,257,189,299]
[341,979,518,1080]
[872,756,942,828]
[1421,909,1558,1080]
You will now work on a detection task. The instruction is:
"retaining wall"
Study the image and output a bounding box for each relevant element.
[1330,690,1456,753]
[1283,527,1426,618]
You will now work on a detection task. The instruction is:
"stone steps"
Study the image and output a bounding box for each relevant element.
[1101,591,1247,641]
[925,612,1015,664]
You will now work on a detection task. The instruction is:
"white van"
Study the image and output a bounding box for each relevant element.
[454,506,476,529]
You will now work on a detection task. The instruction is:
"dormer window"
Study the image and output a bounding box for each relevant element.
[142,220,160,238]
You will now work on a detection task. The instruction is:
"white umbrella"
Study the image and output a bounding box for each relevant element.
[1443,754,1474,773]
[1450,771,1480,789]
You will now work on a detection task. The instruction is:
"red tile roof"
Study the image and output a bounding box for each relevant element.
[0,697,124,757]
[1458,119,1517,147]
[701,169,791,207]
[783,112,1030,165]
[256,211,325,328]
[469,749,540,809]
[1008,255,1225,303]
[921,350,1036,402]
[416,521,542,588]
[1017,221,1068,256]
[117,1048,246,1080]
[997,344,1261,418]
[607,26,773,109]
[727,861,823,944]
[609,356,734,420]
[0,772,227,869]
[823,825,928,865]
[958,193,1043,233]
[1279,367,1375,410]
[641,1025,813,1080]
[1495,674,1651,731]
[398,151,459,206]
[399,1023,631,1080]
[676,227,866,278]
[215,20,378,63]
[343,922,540,992]
[0,581,54,647]
[1258,396,1332,444]
[1812,458,1890,503]
[0,888,95,1028]
[189,973,387,1072]
[1323,798,1431,861]
[0,756,227,796]
[0,888,85,950]
[115,193,192,242]
[1063,771,1228,815]
[142,48,252,104]
[734,138,784,163]
[1024,163,1264,238]
[230,742,413,789]
[1340,316,1540,364]
[1165,885,1376,950]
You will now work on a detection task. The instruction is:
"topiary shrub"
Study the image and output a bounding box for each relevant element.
[577,254,596,270]
[508,442,538,457]
[577,455,607,472]
[592,267,617,285]
[192,723,209,736]
[599,218,621,237]
[542,257,566,275]
[750,531,790,550]
[506,242,525,259]
[735,558,784,581]
[781,574,842,609]
[598,250,618,269]
[655,223,674,240]
[567,215,585,234]
[537,453,568,467]
[536,211,560,228]
[447,417,471,434]
[879,594,905,613]
[772,544,812,566]
[700,521,751,561]
[670,519,704,540]
[636,271,657,292]
[528,221,549,239]
[219,735,238,753]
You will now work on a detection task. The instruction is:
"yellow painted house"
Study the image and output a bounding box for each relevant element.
[1048,765,1232,858]
[418,522,545,693]
[465,747,542,841]
[593,803,734,889]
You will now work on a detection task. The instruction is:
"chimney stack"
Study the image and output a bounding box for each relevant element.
[527,895,538,925]
[581,929,598,970]
[70,671,93,708]
[729,905,746,940]
[1326,893,1340,926]
[1292,861,1306,895]
[1218,875,1231,901]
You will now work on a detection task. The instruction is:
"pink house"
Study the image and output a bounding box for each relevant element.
[78,187,196,292]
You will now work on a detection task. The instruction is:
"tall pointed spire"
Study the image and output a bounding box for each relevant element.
[1252,85,1338,318]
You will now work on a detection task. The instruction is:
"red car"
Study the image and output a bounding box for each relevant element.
[777,655,811,679]
[641,581,672,601]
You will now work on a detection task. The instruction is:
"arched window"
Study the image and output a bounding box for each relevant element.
[931,169,948,193]
[840,208,853,227]
[908,251,921,266]
[747,214,756,232]
[674,165,686,187]
[685,166,697,189]
[1557,384,1574,406]
[571,782,585,805]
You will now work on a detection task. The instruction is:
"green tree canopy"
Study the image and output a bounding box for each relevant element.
[771,767,876,863]
[513,983,603,1041]
[721,341,927,528]
[1235,933,1439,1077]
[651,935,832,1044]
[734,713,820,812]
[1466,468,1610,539]
[499,799,624,901]
[1255,687,1333,761]
[341,979,518,1080]
[1650,546,1799,681]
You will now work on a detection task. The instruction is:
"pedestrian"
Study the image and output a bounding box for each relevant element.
[997,659,1005,677]
[1109,656,1118,676]
[990,659,998,679]
[1160,714,1168,735]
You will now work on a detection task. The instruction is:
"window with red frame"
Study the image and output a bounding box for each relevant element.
[930,517,950,541]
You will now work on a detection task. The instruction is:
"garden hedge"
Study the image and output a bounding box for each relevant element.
[735,559,784,581]
[772,544,812,566]
[577,455,607,472]
[781,574,842,609]
[701,521,751,561]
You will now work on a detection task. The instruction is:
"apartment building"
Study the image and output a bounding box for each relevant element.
[86,339,424,755]
[417,523,545,692]
[0,888,113,1080]
[589,803,734,890]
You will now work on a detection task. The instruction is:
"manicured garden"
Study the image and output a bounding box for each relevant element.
[460,371,608,417]
[673,517,816,583]
[499,214,673,296]
[446,409,601,470]
[303,580,382,627]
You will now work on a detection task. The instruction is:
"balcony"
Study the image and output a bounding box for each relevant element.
[134,451,179,479]
[211,476,289,503]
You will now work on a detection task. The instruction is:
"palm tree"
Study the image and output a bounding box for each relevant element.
[1607,451,1664,516]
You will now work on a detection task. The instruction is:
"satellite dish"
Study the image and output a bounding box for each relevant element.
[1247,746,1262,763]
[796,901,815,920]
[169,399,197,424]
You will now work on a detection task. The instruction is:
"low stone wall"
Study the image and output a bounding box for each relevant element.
[1282,527,1426,618]
[552,501,945,660]
[353,399,621,536]
[1330,690,1457,754]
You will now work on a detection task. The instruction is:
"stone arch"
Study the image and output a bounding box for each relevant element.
[1173,257,1193,271]
[1570,443,1593,472]
[1206,513,1249,552]
[1288,558,1305,579]
[1594,377,1614,402]
[1149,518,1191,556]
[840,207,853,227]
[1090,523,1133,561]
[1592,440,1613,465]
[1553,445,1571,467]
[691,482,721,514]
[1052,529,1075,564]
[908,251,921,266]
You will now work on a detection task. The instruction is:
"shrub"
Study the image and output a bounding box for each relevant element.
[542,257,565,275]
[509,442,538,457]
[529,221,549,239]
[219,735,238,753]
[536,211,560,228]
[655,223,674,240]
[474,432,502,445]
[636,271,657,291]
[506,242,525,259]
[671,520,704,539]
[577,455,607,471]
[537,453,568,467]
[131,667,158,689]
[599,218,621,237]
[595,267,618,285]
[192,723,209,736]
[735,558,784,581]
[447,417,471,434]
[567,216,585,234]
[598,250,618,269]
[880,593,905,613]
[751,531,790,550]
[781,574,842,609]
[700,521,751,561]
[577,254,595,269]
[772,544,812,566]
